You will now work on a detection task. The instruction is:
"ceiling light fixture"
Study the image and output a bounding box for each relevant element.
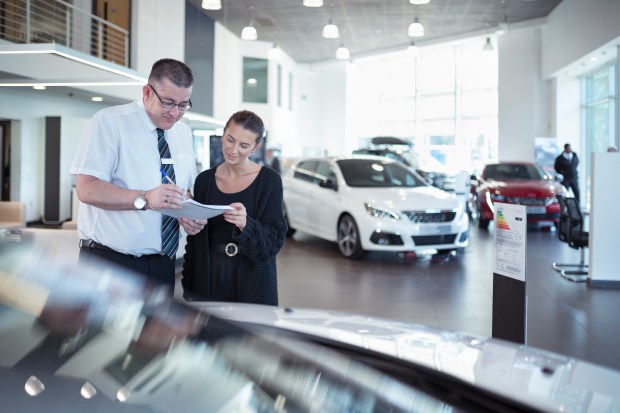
[409,0,430,4]
[336,44,350,60]
[201,0,221,10]
[322,19,339,38]
[483,37,494,51]
[303,0,323,7]
[241,6,257,40]
[408,17,424,37]
[496,1,509,35]
[268,43,279,59]
[91,96,103,102]
[407,41,420,57]
[32,85,46,90]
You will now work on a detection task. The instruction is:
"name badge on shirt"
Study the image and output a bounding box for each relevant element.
[162,158,174,165]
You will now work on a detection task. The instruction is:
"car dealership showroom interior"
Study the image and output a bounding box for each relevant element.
[2,0,620,411]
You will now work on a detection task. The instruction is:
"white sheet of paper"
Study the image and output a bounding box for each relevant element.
[157,199,233,220]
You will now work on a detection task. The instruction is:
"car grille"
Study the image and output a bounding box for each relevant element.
[402,211,456,223]
[506,196,555,206]
[412,234,457,246]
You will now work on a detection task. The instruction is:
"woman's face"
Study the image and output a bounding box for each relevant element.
[221,121,258,165]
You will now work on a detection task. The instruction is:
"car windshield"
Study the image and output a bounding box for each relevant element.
[337,159,427,188]
[485,164,548,180]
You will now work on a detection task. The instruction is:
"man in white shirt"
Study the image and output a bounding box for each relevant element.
[70,58,206,289]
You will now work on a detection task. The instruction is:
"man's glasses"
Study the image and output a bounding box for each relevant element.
[148,84,192,111]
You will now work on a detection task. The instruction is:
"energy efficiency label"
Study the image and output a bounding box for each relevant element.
[493,202,526,281]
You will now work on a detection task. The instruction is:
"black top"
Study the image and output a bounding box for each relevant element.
[182,166,287,305]
[207,169,258,244]
[554,152,579,180]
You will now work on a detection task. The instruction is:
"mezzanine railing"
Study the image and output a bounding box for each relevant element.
[0,0,129,66]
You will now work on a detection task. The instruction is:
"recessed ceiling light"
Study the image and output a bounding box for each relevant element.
[589,56,598,62]
[32,85,46,90]
[91,96,103,102]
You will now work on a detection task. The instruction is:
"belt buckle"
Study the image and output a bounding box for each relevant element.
[225,243,238,257]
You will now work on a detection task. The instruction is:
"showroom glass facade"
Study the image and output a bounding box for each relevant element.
[581,63,618,208]
[348,37,498,174]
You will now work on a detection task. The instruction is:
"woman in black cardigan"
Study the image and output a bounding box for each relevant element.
[182,110,287,305]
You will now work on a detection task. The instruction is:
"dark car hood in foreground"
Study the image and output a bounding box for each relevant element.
[480,179,563,197]
[1,239,619,413]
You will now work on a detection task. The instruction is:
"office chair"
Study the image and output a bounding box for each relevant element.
[552,195,589,282]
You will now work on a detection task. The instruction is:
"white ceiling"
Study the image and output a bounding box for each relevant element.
[189,0,564,63]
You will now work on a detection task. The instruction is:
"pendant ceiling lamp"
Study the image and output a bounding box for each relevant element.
[241,6,257,41]
[201,0,221,10]
[322,19,339,38]
[483,37,494,51]
[303,0,323,7]
[408,18,424,37]
[336,44,350,60]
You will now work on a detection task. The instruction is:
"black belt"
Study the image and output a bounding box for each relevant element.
[79,239,118,253]
[212,242,239,257]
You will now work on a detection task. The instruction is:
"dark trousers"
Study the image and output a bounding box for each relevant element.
[78,247,176,290]
[562,178,580,203]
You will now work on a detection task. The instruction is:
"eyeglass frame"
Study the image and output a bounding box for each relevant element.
[148,84,192,111]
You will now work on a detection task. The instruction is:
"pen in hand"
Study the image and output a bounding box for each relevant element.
[160,168,187,200]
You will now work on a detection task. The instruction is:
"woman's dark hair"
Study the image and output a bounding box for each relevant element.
[148,58,194,88]
[224,110,265,145]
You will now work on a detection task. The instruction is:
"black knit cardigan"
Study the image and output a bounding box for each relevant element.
[181,166,287,305]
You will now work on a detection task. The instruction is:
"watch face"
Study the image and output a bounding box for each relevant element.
[134,196,146,210]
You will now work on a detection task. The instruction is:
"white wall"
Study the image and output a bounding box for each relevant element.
[212,23,300,156]
[0,88,107,221]
[542,0,620,78]
[131,0,186,75]
[589,152,620,283]
[497,27,552,162]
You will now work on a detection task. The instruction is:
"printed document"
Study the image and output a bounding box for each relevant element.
[157,199,233,220]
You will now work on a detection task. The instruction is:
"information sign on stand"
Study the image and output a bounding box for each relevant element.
[491,202,527,344]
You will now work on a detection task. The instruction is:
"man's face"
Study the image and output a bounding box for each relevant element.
[565,145,572,153]
[143,78,192,130]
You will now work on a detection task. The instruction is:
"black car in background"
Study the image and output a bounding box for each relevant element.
[353,137,456,192]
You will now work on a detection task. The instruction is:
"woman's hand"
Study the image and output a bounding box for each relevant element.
[180,218,208,235]
[224,202,247,231]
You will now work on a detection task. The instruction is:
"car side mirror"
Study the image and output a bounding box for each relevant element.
[554,173,564,182]
[319,178,337,190]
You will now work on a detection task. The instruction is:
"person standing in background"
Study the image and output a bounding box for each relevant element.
[554,143,580,202]
[265,148,281,174]
[71,58,207,290]
[182,110,287,305]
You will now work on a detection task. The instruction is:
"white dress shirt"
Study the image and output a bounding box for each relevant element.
[70,100,197,256]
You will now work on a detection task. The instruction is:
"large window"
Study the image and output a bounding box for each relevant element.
[243,57,268,103]
[348,37,498,174]
[582,64,618,207]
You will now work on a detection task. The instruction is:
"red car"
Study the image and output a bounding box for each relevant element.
[473,162,567,229]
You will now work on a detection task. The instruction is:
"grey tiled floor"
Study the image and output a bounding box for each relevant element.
[275,224,620,371]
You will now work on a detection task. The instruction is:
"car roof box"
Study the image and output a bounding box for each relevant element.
[370,137,413,147]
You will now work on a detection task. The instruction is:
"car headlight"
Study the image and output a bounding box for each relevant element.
[489,192,506,202]
[364,203,401,220]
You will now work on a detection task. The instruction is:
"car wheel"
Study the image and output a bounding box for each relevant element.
[283,206,296,237]
[476,198,490,229]
[337,214,365,259]
[478,215,490,229]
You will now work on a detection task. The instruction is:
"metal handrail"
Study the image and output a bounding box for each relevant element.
[0,0,130,66]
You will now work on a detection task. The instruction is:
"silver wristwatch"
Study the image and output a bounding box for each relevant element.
[133,190,148,210]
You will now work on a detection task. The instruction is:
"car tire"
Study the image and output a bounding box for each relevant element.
[337,214,366,259]
[284,206,296,238]
[476,197,490,229]
[478,215,490,229]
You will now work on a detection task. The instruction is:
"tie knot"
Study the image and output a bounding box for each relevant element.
[156,128,165,138]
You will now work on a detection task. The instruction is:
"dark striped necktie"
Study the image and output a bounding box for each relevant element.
[157,128,179,259]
